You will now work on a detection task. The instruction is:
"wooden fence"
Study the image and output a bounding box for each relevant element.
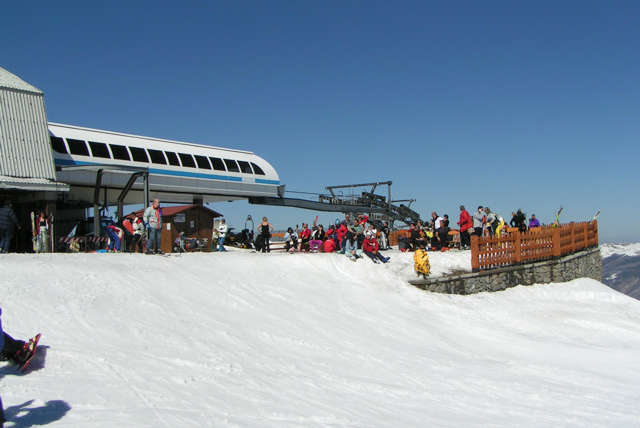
[471,221,598,272]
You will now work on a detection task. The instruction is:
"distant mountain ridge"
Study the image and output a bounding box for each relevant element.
[601,243,640,300]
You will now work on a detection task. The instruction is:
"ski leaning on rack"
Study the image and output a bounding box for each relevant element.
[30,211,37,251]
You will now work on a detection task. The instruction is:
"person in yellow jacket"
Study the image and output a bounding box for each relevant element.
[414,243,430,278]
[495,216,507,238]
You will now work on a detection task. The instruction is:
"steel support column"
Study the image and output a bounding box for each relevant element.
[93,169,103,237]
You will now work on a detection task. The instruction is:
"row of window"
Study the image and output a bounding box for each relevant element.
[50,136,266,175]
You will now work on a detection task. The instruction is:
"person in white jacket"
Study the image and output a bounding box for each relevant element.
[216,219,228,252]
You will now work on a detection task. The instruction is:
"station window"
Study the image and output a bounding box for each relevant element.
[178,153,196,168]
[110,144,130,161]
[148,149,167,165]
[67,139,90,156]
[209,157,226,171]
[194,155,211,169]
[130,147,149,163]
[165,151,180,166]
[250,162,266,175]
[224,159,240,172]
[50,136,67,154]
[89,141,111,159]
[238,160,253,174]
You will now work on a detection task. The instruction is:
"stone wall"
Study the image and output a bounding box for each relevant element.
[409,247,602,295]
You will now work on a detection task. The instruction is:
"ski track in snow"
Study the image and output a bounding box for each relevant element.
[1,249,640,427]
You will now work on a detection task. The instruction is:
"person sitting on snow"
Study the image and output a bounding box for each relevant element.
[414,242,431,278]
[298,223,311,252]
[362,235,390,264]
[309,224,325,252]
[283,227,298,252]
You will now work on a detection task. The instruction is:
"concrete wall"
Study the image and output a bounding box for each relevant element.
[410,247,602,295]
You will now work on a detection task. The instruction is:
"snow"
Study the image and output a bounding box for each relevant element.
[600,242,640,258]
[2,249,640,427]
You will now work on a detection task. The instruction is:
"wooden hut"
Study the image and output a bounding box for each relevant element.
[127,204,222,253]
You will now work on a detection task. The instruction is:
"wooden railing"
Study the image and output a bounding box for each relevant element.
[471,221,598,272]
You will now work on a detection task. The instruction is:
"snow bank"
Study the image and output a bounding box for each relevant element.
[600,242,640,258]
[1,249,639,427]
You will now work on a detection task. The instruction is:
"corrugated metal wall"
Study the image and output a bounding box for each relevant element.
[0,87,56,180]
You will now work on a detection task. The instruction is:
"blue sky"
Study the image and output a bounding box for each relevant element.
[3,1,639,242]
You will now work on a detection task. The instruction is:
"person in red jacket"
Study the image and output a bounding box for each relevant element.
[336,222,348,252]
[457,205,473,250]
[298,223,312,251]
[362,235,390,263]
[322,238,336,253]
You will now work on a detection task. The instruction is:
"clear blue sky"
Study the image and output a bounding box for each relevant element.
[3,1,639,242]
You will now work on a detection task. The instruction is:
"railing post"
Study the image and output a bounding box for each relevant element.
[514,230,521,264]
[570,222,575,253]
[552,226,561,258]
[593,220,598,246]
[471,234,479,272]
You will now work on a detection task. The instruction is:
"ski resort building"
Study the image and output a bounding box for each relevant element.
[0,66,282,252]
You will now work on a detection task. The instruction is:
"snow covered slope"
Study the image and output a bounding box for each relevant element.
[1,250,640,427]
[600,242,640,259]
[601,243,640,300]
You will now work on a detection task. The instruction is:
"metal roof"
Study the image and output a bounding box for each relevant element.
[49,122,254,155]
[0,175,69,192]
[0,66,42,94]
[0,69,59,183]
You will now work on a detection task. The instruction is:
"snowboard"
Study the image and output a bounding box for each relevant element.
[19,333,41,372]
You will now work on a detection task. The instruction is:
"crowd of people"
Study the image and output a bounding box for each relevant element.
[261,214,392,263]
[2,197,545,260]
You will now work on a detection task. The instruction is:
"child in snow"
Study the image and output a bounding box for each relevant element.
[414,243,431,278]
